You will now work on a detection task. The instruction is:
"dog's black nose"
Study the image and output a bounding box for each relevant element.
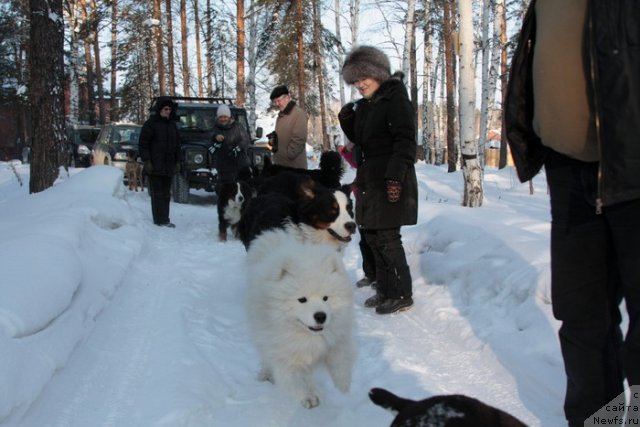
[314,312,326,324]
[345,221,356,234]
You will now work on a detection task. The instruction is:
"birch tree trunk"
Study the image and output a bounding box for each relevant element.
[110,0,118,121]
[349,0,359,100]
[205,0,213,96]
[402,0,416,78]
[245,5,258,133]
[498,0,508,168]
[193,0,203,97]
[334,0,345,108]
[443,0,457,172]
[29,0,66,193]
[477,0,491,167]
[457,0,483,207]
[180,0,190,96]
[153,0,165,95]
[65,0,80,124]
[295,0,305,106]
[166,0,176,95]
[421,0,434,163]
[312,0,329,149]
[236,0,245,105]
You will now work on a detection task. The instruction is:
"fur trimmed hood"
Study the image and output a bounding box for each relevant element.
[342,46,391,84]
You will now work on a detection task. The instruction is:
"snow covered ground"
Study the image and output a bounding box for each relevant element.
[0,160,567,427]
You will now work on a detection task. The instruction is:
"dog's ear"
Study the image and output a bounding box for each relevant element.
[297,176,316,200]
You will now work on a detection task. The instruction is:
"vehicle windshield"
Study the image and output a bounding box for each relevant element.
[112,127,141,145]
[177,108,216,132]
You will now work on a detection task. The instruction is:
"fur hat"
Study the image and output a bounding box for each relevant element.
[156,97,177,112]
[216,104,231,118]
[270,85,289,100]
[342,46,391,84]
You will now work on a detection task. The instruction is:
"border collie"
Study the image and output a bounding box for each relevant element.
[261,150,345,190]
[369,388,527,427]
[237,172,356,250]
[217,180,252,241]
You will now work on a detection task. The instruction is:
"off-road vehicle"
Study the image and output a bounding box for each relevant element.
[148,96,270,204]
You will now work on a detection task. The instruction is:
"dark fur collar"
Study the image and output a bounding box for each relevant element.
[279,100,297,116]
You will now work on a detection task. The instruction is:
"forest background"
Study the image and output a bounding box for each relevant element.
[0,0,531,200]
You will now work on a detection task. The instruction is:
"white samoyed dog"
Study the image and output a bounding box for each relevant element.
[246,228,356,409]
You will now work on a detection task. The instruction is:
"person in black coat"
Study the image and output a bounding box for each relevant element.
[139,97,181,227]
[338,45,418,315]
[504,2,640,426]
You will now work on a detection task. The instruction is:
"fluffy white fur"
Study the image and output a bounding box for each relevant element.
[246,229,356,408]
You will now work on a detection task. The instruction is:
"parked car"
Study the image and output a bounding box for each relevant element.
[91,123,142,175]
[146,96,271,204]
[67,124,101,167]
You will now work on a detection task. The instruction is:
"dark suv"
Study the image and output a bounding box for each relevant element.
[67,124,101,167]
[91,122,143,173]
[148,96,271,204]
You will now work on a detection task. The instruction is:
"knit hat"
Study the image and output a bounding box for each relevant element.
[342,46,391,84]
[216,104,231,118]
[270,85,289,100]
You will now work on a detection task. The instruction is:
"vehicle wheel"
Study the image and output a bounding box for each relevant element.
[172,173,190,204]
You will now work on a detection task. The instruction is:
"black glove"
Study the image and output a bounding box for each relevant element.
[144,160,153,174]
[338,102,355,121]
[386,180,402,203]
[266,131,278,153]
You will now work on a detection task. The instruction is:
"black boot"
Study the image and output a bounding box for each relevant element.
[376,297,413,315]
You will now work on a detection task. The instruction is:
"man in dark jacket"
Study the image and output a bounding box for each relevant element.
[139,97,181,228]
[339,45,418,315]
[504,2,640,426]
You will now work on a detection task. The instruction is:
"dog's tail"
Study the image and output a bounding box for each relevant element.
[369,388,414,414]
[318,151,345,188]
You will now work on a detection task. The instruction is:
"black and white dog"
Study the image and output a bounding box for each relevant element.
[237,171,356,250]
[260,150,345,190]
[369,388,528,427]
[217,180,253,241]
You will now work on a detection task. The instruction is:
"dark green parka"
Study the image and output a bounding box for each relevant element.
[339,73,418,229]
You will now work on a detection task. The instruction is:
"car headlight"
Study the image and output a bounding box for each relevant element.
[114,152,128,161]
[77,144,91,155]
[185,150,206,166]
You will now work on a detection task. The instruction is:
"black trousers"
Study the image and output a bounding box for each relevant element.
[545,150,640,426]
[148,175,173,225]
[361,228,412,299]
[359,227,377,280]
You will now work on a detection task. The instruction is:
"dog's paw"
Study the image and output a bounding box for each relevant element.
[301,395,320,409]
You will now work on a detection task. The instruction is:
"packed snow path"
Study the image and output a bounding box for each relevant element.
[0,164,567,426]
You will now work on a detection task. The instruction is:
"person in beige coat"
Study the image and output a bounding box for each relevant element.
[269,85,308,169]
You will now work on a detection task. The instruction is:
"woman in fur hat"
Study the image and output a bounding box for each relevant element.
[338,45,418,315]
